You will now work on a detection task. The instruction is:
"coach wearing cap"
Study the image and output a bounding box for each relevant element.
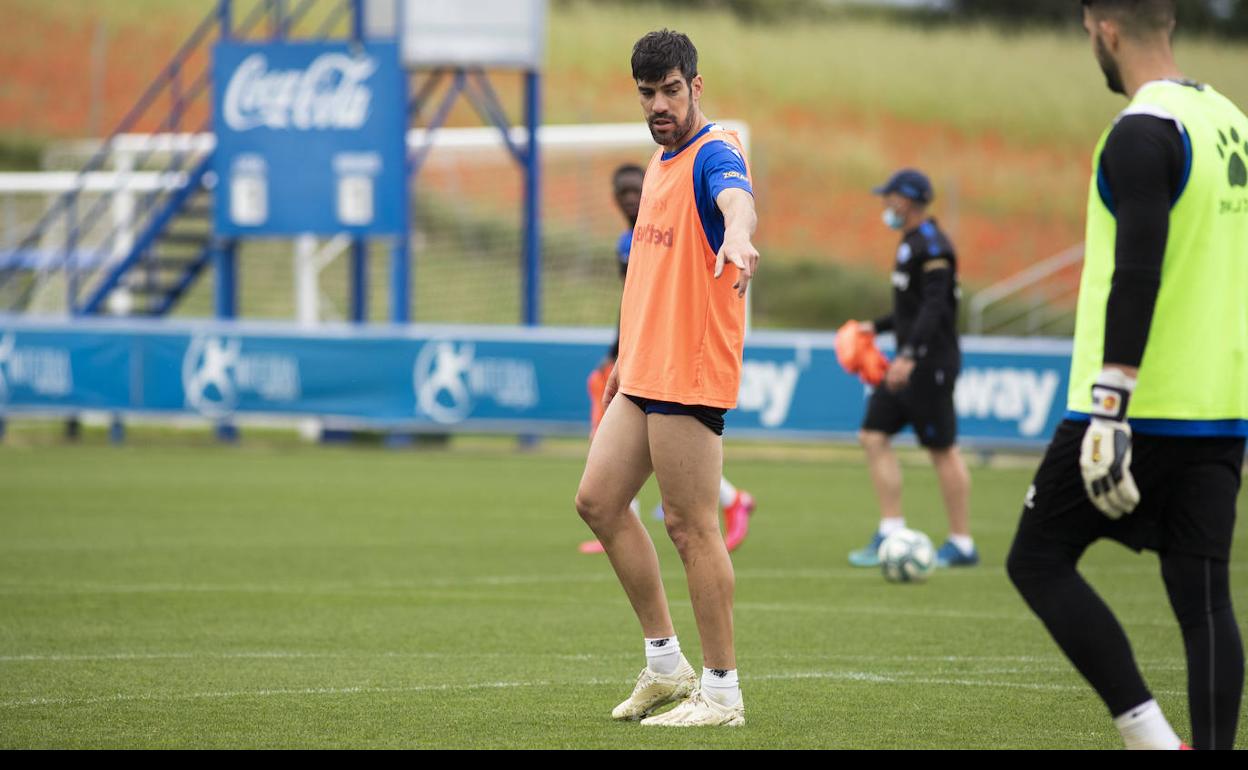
[845,169,978,570]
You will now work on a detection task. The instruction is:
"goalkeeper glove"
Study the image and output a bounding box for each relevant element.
[1079,368,1140,519]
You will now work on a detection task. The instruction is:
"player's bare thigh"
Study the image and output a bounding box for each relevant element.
[575,394,653,531]
[647,412,723,539]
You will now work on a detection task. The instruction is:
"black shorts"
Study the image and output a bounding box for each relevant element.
[625,394,726,436]
[861,363,958,449]
[1015,419,1245,561]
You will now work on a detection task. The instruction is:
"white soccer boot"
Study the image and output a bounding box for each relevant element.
[611,655,697,720]
[639,687,746,727]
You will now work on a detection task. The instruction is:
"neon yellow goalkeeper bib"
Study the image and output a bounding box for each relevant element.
[1068,80,1248,436]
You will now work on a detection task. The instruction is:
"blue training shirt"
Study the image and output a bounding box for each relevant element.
[616,229,632,269]
[660,123,754,254]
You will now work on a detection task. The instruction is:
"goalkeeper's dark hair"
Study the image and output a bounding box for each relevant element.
[631,30,698,85]
[1082,0,1176,38]
[612,163,645,188]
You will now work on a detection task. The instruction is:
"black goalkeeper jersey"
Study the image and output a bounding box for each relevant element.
[873,218,961,370]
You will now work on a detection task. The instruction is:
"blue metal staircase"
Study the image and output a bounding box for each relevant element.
[77,154,217,316]
[0,0,355,316]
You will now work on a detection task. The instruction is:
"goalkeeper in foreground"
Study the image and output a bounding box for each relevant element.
[580,163,756,555]
[1007,0,1247,750]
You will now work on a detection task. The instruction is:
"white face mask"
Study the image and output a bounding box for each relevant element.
[882,208,905,230]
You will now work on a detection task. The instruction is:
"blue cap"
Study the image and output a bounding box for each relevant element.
[872,168,934,204]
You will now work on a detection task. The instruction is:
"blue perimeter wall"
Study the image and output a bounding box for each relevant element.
[0,316,1073,448]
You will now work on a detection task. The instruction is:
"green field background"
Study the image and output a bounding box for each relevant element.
[1,3,1247,747]
[1,429,1244,748]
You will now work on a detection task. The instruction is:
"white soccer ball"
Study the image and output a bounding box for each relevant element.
[878,528,935,583]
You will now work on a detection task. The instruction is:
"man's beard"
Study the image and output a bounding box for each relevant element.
[648,107,696,146]
[1095,34,1126,95]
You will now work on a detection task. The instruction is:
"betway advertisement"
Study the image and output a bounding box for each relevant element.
[0,319,1072,447]
[735,333,1068,444]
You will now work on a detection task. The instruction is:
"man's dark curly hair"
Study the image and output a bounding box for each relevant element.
[631,29,698,85]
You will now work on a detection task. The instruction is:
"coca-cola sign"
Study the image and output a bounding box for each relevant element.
[213,41,406,236]
[222,52,376,131]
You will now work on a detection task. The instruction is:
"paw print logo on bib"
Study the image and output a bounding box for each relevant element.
[1217,126,1248,188]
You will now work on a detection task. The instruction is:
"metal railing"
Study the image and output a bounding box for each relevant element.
[967,243,1085,336]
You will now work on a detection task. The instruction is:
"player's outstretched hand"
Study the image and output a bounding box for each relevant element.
[1080,418,1140,518]
[715,236,760,298]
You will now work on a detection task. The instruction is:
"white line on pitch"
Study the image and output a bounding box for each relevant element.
[735,601,1184,628]
[0,561,1184,595]
[0,651,618,663]
[0,670,1184,710]
[0,650,1189,668]
[0,680,548,710]
[750,671,1186,696]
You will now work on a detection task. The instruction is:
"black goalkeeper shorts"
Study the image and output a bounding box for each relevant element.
[1014,420,1244,561]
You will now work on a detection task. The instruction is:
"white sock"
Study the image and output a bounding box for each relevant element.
[645,636,681,675]
[718,477,737,508]
[949,534,975,555]
[629,498,641,517]
[878,517,906,536]
[1114,699,1182,750]
[701,667,741,707]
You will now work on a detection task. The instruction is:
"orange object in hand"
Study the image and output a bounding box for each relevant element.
[835,320,865,374]
[834,320,889,386]
[858,345,889,386]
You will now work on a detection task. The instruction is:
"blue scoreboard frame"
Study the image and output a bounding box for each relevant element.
[212,40,408,237]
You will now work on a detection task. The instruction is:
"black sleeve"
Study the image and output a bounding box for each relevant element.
[905,261,953,356]
[1100,114,1185,368]
[872,314,894,334]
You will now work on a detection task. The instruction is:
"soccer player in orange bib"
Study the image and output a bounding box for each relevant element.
[574,29,759,727]
[579,163,757,556]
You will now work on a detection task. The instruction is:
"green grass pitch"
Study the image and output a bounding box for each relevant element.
[1,431,1244,748]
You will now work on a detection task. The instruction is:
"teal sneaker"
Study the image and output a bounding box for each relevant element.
[934,540,980,568]
[847,531,885,567]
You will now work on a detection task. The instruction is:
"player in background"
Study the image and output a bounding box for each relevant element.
[1007,0,1247,750]
[580,163,757,555]
[575,29,759,727]
[846,169,977,569]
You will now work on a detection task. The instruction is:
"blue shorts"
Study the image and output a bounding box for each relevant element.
[624,394,726,436]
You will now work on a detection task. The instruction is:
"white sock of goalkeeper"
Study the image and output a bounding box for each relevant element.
[718,477,737,508]
[702,667,741,707]
[1114,699,1182,750]
[645,636,682,675]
